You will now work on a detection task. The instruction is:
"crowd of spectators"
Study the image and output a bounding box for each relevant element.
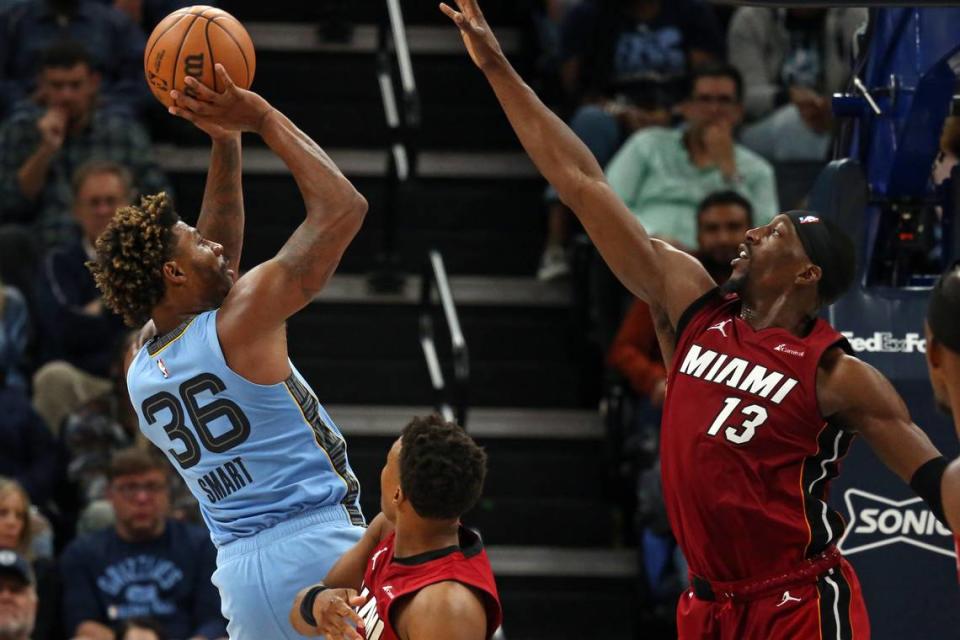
[0,0,223,637]
[0,0,886,637]
[535,0,867,281]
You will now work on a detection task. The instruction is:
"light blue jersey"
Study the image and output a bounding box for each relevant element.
[127,310,365,547]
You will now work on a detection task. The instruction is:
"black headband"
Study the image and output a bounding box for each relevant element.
[786,211,856,306]
[928,260,960,354]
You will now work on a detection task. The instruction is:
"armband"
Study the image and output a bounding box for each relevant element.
[299,584,328,627]
[910,456,948,524]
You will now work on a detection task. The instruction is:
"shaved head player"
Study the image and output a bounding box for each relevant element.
[442,1,950,637]
[88,66,368,639]
[927,264,960,542]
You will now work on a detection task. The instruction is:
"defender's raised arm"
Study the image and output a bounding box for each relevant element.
[440,0,713,324]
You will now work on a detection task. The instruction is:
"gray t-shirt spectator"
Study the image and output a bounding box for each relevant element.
[728,7,866,121]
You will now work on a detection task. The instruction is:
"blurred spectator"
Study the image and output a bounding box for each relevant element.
[118,617,168,640]
[605,63,777,251]
[0,479,60,640]
[96,0,194,34]
[0,280,29,391]
[0,550,37,640]
[926,116,960,272]
[60,448,226,640]
[608,191,751,406]
[0,0,147,117]
[0,383,58,507]
[538,0,725,279]
[59,331,141,526]
[560,0,724,108]
[0,0,29,12]
[527,0,579,106]
[0,480,31,559]
[31,160,130,433]
[729,8,866,161]
[933,116,960,189]
[0,226,41,314]
[0,40,170,249]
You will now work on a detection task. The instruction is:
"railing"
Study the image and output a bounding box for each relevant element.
[419,250,469,427]
[369,0,420,293]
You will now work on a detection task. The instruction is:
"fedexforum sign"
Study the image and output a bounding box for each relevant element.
[840,332,926,354]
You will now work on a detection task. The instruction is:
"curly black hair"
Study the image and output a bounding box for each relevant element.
[399,415,488,520]
[86,192,180,327]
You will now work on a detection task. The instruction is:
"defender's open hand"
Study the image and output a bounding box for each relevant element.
[311,588,367,640]
[439,0,505,72]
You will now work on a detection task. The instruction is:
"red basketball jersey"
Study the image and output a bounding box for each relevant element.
[356,527,502,640]
[661,289,854,582]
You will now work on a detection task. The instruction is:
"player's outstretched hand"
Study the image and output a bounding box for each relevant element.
[168,64,273,135]
[310,588,367,640]
[439,0,505,72]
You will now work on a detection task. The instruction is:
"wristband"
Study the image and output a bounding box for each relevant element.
[910,456,948,523]
[299,584,328,627]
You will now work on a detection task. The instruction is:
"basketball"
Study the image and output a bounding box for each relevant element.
[143,5,256,109]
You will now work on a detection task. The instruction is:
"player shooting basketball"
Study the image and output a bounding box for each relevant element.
[87,65,368,639]
[442,0,951,636]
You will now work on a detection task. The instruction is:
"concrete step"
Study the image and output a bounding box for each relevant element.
[222,0,531,28]
[488,546,635,578]
[330,405,600,440]
[314,274,569,308]
[246,22,521,56]
[156,145,536,179]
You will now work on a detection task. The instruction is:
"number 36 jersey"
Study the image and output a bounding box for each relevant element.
[127,310,364,547]
[660,289,853,583]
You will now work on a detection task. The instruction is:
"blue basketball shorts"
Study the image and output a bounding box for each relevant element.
[211,506,365,639]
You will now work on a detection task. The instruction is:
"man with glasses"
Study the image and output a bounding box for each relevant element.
[0,550,38,640]
[606,62,778,251]
[59,447,226,640]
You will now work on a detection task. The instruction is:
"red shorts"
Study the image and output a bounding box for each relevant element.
[677,558,870,640]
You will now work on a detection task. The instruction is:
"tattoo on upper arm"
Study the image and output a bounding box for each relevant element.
[275,223,331,301]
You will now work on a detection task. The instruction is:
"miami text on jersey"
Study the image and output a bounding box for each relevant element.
[678,343,799,405]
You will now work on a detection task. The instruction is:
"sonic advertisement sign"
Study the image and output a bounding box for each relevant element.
[838,489,954,559]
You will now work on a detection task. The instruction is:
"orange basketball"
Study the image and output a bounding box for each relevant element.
[144,6,256,109]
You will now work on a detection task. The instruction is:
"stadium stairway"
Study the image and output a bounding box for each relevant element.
[160,3,638,637]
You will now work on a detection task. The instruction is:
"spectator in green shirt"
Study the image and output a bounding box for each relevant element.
[605,63,778,251]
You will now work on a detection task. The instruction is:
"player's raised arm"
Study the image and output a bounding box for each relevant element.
[818,350,947,520]
[169,66,367,377]
[440,0,713,323]
[171,71,247,275]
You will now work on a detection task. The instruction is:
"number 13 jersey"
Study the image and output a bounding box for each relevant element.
[661,289,853,582]
[127,310,364,546]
